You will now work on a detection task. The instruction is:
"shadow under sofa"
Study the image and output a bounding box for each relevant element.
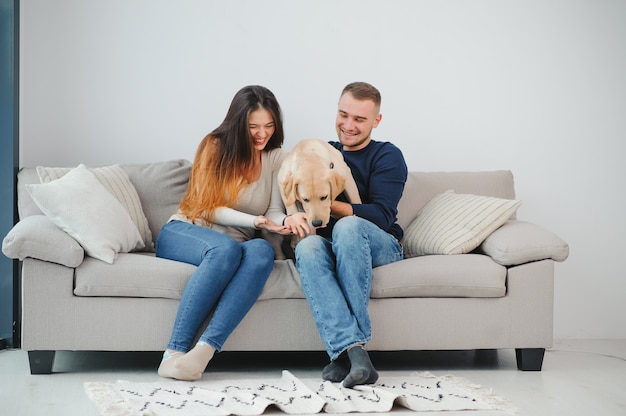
[2,159,569,374]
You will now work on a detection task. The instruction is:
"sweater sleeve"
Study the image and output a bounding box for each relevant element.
[350,143,407,239]
[212,207,257,228]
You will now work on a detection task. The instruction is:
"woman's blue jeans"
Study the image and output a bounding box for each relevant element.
[156,220,274,352]
[295,216,403,361]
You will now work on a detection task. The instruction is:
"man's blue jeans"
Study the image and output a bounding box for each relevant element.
[295,216,403,361]
[156,220,274,352]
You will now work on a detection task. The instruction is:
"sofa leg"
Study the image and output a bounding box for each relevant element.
[28,350,55,374]
[515,348,545,371]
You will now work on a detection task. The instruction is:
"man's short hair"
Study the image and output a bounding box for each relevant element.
[341,82,381,108]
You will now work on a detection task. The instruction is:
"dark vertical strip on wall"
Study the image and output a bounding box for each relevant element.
[12,0,19,349]
[0,0,19,349]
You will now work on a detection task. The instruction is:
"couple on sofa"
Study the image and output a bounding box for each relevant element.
[156,82,408,388]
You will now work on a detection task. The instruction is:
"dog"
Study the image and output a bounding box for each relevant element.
[273,139,361,257]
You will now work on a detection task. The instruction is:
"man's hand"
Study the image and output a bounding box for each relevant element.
[330,200,354,219]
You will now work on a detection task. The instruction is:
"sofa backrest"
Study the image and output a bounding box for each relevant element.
[17,160,192,243]
[17,161,515,243]
[397,170,516,231]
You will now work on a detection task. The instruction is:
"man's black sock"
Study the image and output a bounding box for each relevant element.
[321,354,350,382]
[343,346,379,388]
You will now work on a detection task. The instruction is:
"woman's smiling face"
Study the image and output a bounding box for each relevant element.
[248,108,275,151]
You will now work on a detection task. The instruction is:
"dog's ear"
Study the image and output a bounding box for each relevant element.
[330,171,346,201]
[282,173,298,206]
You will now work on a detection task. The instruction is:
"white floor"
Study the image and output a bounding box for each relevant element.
[0,339,625,416]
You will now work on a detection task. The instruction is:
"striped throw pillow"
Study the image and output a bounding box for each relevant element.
[403,191,521,257]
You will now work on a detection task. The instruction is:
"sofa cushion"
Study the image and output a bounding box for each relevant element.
[73,253,305,300]
[74,253,197,299]
[36,164,153,251]
[403,191,521,257]
[479,220,570,265]
[74,254,506,300]
[371,254,507,298]
[25,164,144,264]
[2,215,84,267]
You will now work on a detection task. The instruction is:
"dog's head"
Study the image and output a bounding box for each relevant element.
[282,168,345,228]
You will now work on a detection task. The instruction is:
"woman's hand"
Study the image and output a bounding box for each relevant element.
[254,216,292,235]
[283,212,311,238]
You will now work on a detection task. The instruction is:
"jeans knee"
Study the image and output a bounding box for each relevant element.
[332,216,363,243]
[207,238,242,266]
[244,239,274,270]
[295,235,326,258]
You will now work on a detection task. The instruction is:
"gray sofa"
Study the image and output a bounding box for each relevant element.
[2,159,569,374]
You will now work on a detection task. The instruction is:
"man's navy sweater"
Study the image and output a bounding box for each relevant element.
[318,140,407,241]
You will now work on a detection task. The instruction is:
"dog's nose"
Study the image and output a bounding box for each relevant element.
[312,220,323,228]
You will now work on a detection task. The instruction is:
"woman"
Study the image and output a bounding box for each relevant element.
[156,85,292,381]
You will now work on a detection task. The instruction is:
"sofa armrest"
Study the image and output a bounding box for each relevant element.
[2,215,84,267]
[479,220,569,266]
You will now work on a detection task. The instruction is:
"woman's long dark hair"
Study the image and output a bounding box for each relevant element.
[179,85,284,223]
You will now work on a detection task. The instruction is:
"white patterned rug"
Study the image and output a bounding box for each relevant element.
[85,370,517,415]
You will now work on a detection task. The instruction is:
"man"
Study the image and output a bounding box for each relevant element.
[295,82,407,388]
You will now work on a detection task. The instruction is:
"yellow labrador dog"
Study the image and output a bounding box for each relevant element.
[278,138,362,231]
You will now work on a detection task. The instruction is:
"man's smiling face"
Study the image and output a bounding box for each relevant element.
[335,92,381,151]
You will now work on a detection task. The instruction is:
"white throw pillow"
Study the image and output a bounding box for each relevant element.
[403,191,521,257]
[26,164,144,264]
[36,164,153,251]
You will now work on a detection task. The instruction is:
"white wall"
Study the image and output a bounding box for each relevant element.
[20,0,626,339]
